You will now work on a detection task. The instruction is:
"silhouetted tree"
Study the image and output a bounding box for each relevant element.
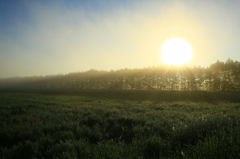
[1,59,239,91]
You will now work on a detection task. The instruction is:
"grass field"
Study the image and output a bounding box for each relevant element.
[0,90,240,158]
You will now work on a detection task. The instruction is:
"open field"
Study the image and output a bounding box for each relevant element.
[1,90,240,158]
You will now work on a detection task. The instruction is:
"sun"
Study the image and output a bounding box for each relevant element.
[161,37,193,66]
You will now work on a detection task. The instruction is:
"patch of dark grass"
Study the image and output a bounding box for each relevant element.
[0,91,240,158]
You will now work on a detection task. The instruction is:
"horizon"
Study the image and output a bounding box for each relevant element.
[0,58,237,80]
[1,0,240,78]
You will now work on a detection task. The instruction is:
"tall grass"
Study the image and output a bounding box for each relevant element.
[0,91,240,158]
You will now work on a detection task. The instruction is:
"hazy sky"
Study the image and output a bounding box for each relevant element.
[1,0,240,78]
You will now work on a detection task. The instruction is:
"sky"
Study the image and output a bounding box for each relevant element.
[1,0,240,78]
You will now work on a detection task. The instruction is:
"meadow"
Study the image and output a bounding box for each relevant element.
[0,90,240,158]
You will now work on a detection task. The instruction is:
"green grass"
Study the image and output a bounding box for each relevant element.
[0,91,240,158]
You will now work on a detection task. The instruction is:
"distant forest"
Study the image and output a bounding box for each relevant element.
[1,59,240,91]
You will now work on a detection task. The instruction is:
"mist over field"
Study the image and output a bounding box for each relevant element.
[1,0,240,158]
[1,59,240,92]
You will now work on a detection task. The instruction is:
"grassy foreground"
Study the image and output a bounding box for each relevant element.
[0,91,240,158]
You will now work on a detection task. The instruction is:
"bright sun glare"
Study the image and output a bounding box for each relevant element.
[161,38,193,66]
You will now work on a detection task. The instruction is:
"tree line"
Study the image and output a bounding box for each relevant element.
[0,59,240,91]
